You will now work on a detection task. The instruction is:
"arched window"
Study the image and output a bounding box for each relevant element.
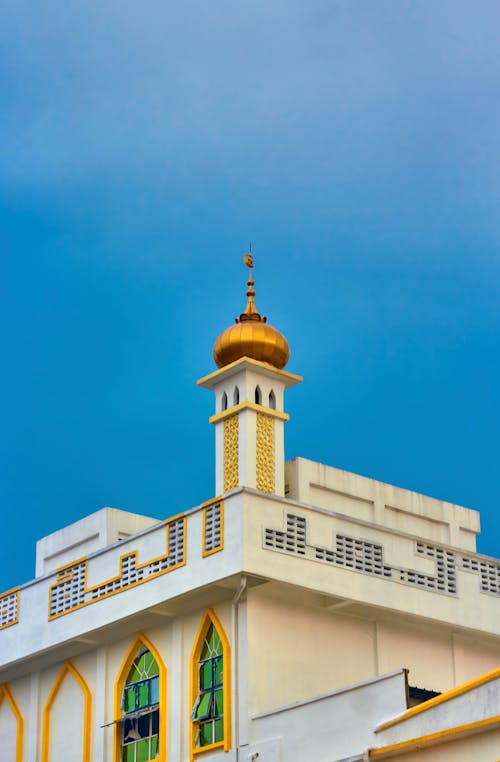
[268,390,276,409]
[233,386,239,405]
[221,392,228,411]
[115,636,165,762]
[191,610,231,757]
[254,385,262,405]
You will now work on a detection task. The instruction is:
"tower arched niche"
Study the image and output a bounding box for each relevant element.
[0,684,24,762]
[190,608,231,760]
[41,662,91,762]
[114,633,167,762]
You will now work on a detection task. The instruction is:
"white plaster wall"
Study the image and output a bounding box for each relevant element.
[247,590,378,714]
[242,491,500,638]
[246,586,500,717]
[36,508,160,577]
[0,694,18,762]
[380,727,500,762]
[376,621,455,693]
[249,670,408,762]
[47,670,85,762]
[452,635,500,685]
[285,458,480,550]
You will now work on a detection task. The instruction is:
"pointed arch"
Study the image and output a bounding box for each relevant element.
[233,386,239,405]
[268,389,276,409]
[190,608,231,760]
[0,684,24,762]
[221,392,228,411]
[114,633,167,762]
[254,385,262,405]
[41,661,92,762]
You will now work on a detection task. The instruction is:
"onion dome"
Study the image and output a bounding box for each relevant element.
[213,251,290,370]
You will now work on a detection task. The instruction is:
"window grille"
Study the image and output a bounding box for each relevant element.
[121,647,160,762]
[0,589,19,629]
[203,502,223,555]
[192,623,224,749]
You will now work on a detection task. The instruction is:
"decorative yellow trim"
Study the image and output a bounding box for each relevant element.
[0,684,24,762]
[377,665,500,732]
[201,498,224,558]
[197,356,302,388]
[209,401,289,424]
[256,412,275,493]
[113,633,167,762]
[190,608,231,761]
[223,415,239,492]
[0,587,20,630]
[41,661,92,762]
[370,713,500,758]
[48,514,186,621]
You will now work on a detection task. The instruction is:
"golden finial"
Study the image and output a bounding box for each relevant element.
[212,245,290,369]
[237,245,267,324]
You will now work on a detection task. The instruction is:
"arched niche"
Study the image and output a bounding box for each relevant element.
[0,685,24,762]
[41,662,91,762]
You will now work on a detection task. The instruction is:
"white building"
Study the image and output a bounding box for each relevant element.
[1,258,500,762]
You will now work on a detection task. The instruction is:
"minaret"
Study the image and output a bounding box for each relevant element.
[197,252,302,497]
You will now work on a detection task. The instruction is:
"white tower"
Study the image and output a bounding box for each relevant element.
[198,253,302,497]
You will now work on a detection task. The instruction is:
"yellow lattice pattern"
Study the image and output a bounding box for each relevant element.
[256,412,275,493]
[224,415,239,491]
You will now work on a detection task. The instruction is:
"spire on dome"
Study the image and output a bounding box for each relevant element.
[212,248,290,370]
[237,246,267,323]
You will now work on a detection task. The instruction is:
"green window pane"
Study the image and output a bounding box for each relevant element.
[200,661,212,689]
[214,689,223,717]
[208,625,216,651]
[195,691,211,720]
[124,686,136,713]
[126,665,140,685]
[143,652,153,674]
[214,656,223,687]
[213,632,222,656]
[138,682,149,708]
[122,743,135,762]
[214,718,224,743]
[136,738,149,762]
[150,735,159,757]
[148,658,159,678]
[199,721,213,747]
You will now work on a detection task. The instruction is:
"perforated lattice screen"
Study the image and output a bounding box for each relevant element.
[49,516,185,619]
[0,590,19,629]
[204,502,223,554]
[264,512,500,598]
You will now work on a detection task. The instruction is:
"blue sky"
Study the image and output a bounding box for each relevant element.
[1,1,499,591]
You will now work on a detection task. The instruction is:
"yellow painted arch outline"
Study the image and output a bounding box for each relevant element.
[0,684,24,762]
[113,633,167,762]
[41,661,92,762]
[190,608,231,761]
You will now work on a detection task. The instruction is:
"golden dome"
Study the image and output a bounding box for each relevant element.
[213,252,290,370]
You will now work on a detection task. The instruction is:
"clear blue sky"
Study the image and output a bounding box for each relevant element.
[1,1,499,592]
